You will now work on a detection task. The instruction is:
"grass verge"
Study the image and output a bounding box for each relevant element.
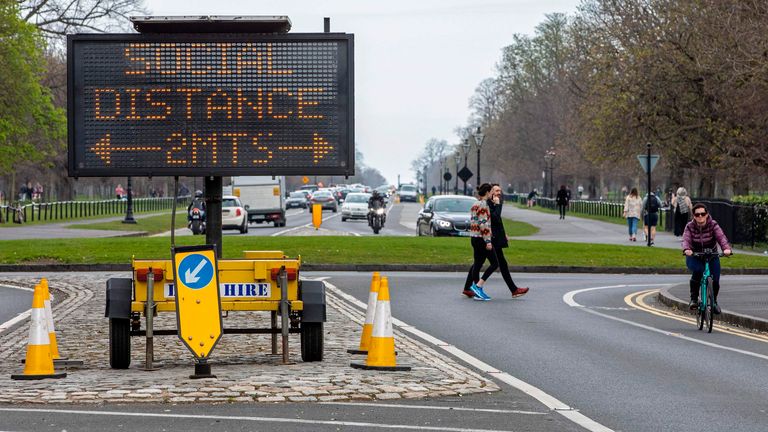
[69,211,187,235]
[1,235,765,269]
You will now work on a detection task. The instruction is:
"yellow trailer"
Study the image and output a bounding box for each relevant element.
[104,251,325,369]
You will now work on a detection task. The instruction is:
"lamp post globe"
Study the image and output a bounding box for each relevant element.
[472,126,485,186]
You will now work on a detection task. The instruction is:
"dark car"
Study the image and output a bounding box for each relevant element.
[417,195,476,236]
[285,191,309,209]
[309,190,338,212]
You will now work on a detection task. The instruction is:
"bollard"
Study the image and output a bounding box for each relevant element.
[143,267,160,371]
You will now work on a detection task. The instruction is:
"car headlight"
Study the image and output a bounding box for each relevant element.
[436,219,452,228]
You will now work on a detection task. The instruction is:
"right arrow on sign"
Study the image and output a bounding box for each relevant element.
[637,154,660,173]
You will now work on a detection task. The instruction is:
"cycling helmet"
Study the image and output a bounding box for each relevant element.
[194,190,203,198]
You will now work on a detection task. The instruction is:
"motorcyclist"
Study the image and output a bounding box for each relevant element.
[367,190,386,226]
[187,190,206,223]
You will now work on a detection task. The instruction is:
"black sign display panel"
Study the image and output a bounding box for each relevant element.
[67,33,354,177]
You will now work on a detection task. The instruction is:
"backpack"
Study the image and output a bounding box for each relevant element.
[648,196,660,213]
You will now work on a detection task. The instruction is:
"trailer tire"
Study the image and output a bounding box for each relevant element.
[300,322,323,362]
[109,318,131,369]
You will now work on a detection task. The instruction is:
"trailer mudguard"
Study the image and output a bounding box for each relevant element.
[105,278,133,319]
[299,280,326,323]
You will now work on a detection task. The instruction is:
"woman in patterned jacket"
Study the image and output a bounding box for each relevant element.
[467,183,497,301]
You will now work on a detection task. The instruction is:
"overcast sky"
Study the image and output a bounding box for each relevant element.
[143,0,581,185]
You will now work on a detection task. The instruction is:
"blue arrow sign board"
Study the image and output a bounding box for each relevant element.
[172,245,222,359]
[178,254,214,289]
[637,155,660,173]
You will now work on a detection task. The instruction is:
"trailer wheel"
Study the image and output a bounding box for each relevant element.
[109,318,131,369]
[300,322,323,362]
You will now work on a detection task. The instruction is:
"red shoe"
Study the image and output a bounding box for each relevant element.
[462,289,475,298]
[511,287,529,297]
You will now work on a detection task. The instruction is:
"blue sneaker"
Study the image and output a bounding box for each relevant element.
[471,284,491,301]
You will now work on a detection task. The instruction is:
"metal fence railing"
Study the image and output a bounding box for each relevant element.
[509,194,768,248]
[0,197,189,225]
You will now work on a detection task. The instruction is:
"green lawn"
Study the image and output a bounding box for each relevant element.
[69,211,187,235]
[1,235,765,269]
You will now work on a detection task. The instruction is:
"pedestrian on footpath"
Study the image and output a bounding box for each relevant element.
[464,183,497,301]
[641,191,663,245]
[623,187,642,241]
[527,189,538,207]
[556,185,569,219]
[462,184,529,299]
[672,187,692,237]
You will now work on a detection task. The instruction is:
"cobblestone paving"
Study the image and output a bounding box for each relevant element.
[0,273,498,404]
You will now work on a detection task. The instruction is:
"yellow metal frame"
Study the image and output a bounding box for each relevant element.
[130,253,303,314]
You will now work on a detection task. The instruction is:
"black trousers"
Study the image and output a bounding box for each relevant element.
[467,237,498,287]
[558,204,567,218]
[464,243,517,292]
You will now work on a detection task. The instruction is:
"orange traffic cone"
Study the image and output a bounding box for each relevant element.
[11,285,66,380]
[347,272,380,355]
[350,277,410,371]
[40,279,63,360]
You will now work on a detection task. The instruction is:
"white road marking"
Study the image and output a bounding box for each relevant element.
[325,283,614,432]
[563,284,768,362]
[0,408,517,432]
[0,284,33,335]
[271,212,340,236]
[321,401,546,415]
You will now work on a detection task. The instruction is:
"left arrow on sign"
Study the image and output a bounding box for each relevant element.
[184,259,208,284]
[90,134,163,164]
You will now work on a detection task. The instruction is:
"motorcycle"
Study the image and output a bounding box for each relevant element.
[188,207,206,235]
[368,202,385,235]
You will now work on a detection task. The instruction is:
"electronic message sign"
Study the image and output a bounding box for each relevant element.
[67,33,354,177]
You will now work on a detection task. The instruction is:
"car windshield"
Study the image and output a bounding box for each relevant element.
[289,192,304,198]
[345,194,370,203]
[222,198,239,208]
[433,198,474,213]
[401,186,416,192]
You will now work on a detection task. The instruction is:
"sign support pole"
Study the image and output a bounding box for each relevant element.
[205,176,223,258]
[646,143,652,247]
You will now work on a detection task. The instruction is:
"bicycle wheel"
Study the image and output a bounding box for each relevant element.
[706,277,715,333]
[697,306,704,330]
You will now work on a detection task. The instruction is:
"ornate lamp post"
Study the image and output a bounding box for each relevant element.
[544,148,556,198]
[461,138,471,195]
[423,165,428,197]
[453,152,461,194]
[416,169,421,195]
[473,126,485,186]
[122,176,136,224]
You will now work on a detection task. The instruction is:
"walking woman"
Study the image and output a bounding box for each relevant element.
[623,188,642,241]
[466,183,498,301]
[672,187,692,237]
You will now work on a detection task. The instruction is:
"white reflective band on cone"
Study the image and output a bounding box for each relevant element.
[28,308,50,346]
[363,292,378,325]
[371,301,393,337]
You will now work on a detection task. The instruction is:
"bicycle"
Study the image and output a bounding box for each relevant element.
[689,249,727,333]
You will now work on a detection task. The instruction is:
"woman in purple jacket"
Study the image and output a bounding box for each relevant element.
[682,203,732,313]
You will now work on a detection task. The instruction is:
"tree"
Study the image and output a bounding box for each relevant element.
[0,2,65,195]
[19,0,147,44]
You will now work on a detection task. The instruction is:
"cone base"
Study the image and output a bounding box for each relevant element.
[22,358,83,367]
[11,371,67,380]
[347,349,368,355]
[350,362,411,372]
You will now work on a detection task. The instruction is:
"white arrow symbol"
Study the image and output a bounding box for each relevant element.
[184,258,208,284]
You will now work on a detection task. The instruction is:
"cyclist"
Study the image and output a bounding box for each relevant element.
[681,203,732,314]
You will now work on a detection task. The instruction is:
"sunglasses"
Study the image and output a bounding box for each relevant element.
[694,212,707,217]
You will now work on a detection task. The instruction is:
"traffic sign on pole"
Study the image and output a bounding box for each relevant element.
[637,155,660,173]
[173,245,222,360]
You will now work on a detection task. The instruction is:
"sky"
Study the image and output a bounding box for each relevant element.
[143,0,582,185]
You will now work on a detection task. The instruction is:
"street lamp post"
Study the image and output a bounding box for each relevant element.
[122,176,136,224]
[473,127,485,186]
[423,165,428,197]
[544,149,556,198]
[461,138,471,195]
[453,152,460,194]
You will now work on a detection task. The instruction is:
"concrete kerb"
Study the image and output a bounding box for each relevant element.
[657,284,768,332]
[2,264,768,274]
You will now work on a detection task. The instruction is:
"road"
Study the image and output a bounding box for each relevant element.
[3,272,767,431]
[326,271,768,432]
